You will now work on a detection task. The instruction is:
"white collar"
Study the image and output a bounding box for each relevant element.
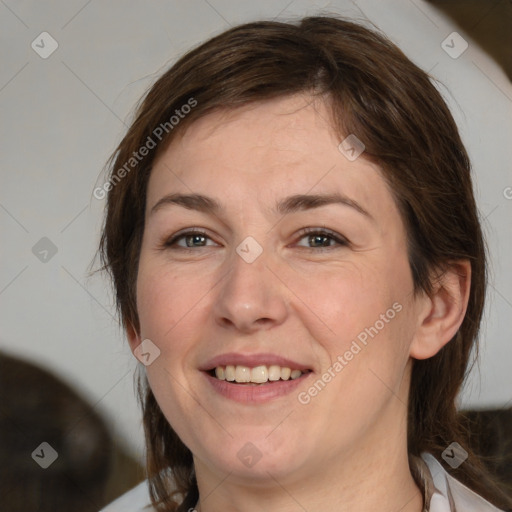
[416,452,504,511]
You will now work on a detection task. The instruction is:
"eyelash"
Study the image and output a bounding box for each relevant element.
[294,228,349,250]
[162,227,349,252]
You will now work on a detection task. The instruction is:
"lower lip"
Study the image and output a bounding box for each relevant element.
[202,372,311,404]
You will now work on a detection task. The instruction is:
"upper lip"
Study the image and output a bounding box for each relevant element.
[200,352,312,372]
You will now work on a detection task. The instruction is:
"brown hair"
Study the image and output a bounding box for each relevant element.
[97,16,512,511]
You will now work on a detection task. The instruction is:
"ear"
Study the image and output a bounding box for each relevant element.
[409,260,471,360]
[125,320,142,354]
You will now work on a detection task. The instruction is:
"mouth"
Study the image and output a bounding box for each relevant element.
[207,364,312,385]
[200,353,313,403]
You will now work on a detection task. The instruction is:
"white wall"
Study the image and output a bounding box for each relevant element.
[1,0,511,464]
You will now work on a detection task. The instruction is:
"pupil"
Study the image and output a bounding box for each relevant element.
[187,234,205,247]
[310,234,329,247]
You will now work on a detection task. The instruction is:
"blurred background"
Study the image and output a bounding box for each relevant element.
[1,0,511,509]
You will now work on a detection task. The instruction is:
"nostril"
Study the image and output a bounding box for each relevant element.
[255,318,272,325]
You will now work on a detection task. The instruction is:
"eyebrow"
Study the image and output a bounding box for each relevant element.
[150,192,372,220]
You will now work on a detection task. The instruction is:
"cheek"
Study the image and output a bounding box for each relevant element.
[291,252,415,388]
[135,259,209,357]
[135,263,208,440]
[290,262,402,343]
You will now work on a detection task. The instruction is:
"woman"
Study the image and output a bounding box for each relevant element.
[98,16,512,512]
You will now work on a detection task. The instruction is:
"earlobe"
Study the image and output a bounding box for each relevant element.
[125,320,141,354]
[409,260,471,360]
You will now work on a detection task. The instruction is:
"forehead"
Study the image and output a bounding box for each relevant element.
[147,94,397,223]
[165,94,341,168]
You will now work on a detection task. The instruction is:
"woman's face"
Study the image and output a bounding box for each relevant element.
[131,94,428,484]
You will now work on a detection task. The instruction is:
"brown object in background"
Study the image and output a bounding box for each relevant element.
[0,350,144,511]
[426,0,512,81]
[460,407,512,497]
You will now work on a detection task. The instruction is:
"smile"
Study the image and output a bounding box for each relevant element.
[211,364,310,384]
[200,353,313,402]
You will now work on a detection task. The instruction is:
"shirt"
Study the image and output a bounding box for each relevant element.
[99,452,504,512]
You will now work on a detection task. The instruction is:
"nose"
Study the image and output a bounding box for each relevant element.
[213,246,288,334]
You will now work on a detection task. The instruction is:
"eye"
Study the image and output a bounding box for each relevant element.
[163,229,218,249]
[161,227,348,251]
[295,228,349,250]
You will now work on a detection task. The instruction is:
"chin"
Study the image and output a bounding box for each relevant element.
[198,432,309,482]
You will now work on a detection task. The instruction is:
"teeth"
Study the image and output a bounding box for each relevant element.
[268,365,281,381]
[212,364,307,384]
[235,366,251,382]
[225,365,235,381]
[280,367,291,380]
[290,369,302,380]
[251,365,268,383]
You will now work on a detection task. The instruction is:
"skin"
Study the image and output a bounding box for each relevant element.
[127,94,470,512]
